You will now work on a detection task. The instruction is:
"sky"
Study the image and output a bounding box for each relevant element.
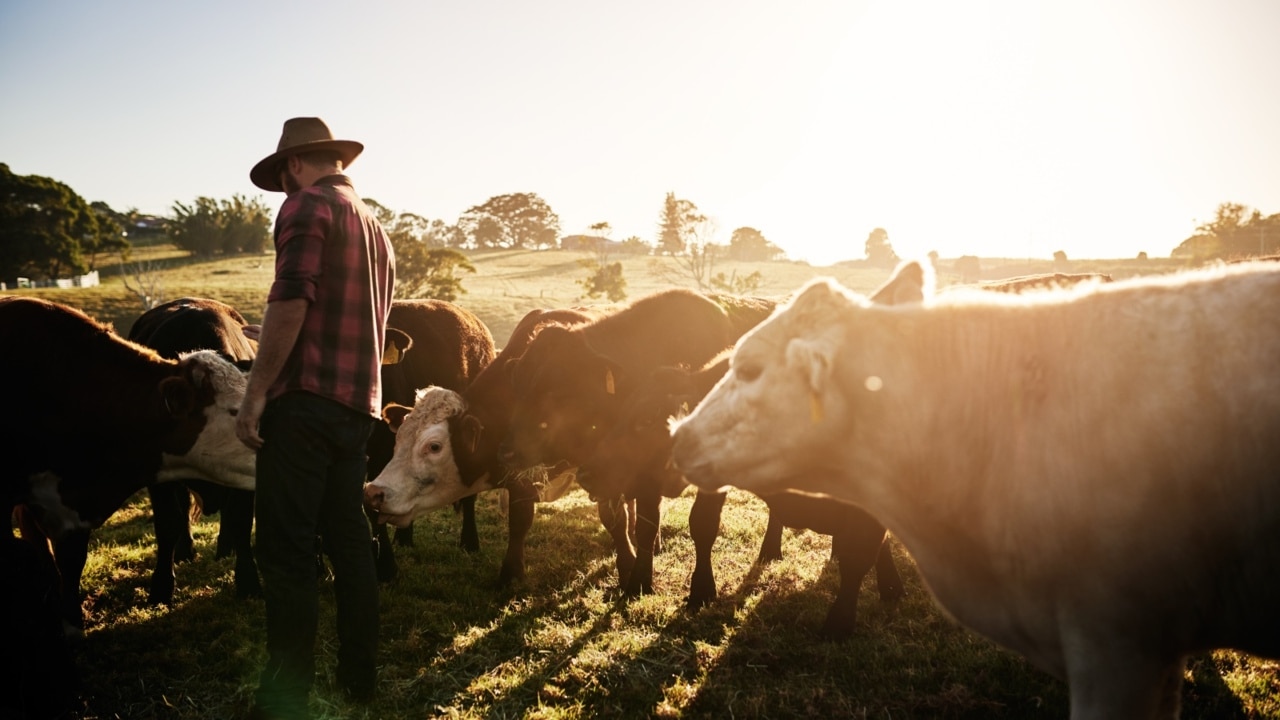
[2,0,1278,266]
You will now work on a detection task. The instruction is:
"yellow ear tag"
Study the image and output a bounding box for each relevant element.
[382,344,402,365]
[605,369,616,395]
[809,391,824,424]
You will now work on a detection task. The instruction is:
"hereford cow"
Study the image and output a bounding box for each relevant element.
[365,298,496,580]
[127,297,261,605]
[672,260,1280,718]
[497,290,775,595]
[367,306,603,587]
[1,296,256,633]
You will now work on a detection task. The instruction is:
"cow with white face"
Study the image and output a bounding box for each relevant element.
[672,260,1280,719]
[364,386,470,527]
[1,296,258,633]
[156,348,256,490]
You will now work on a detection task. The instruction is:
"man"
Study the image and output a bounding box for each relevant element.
[238,117,394,719]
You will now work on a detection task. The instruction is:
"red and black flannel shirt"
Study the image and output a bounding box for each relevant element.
[265,174,395,418]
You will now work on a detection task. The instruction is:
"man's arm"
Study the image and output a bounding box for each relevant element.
[235,298,308,450]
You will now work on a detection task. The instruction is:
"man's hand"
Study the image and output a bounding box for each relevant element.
[236,389,267,451]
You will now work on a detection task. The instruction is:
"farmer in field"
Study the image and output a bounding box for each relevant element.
[238,117,395,719]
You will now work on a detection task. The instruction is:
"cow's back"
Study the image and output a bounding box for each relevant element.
[128,297,256,363]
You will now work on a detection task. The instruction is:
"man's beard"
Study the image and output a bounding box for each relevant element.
[281,170,302,194]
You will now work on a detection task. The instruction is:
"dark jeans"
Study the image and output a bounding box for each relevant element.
[253,391,379,717]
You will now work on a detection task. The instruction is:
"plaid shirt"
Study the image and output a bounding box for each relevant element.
[265,175,395,418]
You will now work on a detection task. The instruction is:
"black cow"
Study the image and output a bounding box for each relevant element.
[127,297,260,605]
[366,298,496,581]
[1,296,255,634]
[577,355,905,637]
[498,290,776,595]
[365,307,608,588]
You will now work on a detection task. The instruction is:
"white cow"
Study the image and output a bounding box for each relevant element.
[671,259,1280,719]
[365,386,472,527]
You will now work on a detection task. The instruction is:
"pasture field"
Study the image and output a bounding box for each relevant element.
[6,246,1275,719]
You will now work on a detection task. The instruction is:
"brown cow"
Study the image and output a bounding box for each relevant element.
[128,297,261,606]
[1,296,255,634]
[367,306,603,587]
[365,299,496,580]
[499,289,775,595]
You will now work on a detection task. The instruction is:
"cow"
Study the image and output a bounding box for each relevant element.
[127,297,261,605]
[367,306,603,587]
[976,271,1112,293]
[573,269,928,636]
[496,289,776,595]
[671,260,1280,719]
[1,296,256,635]
[365,298,496,581]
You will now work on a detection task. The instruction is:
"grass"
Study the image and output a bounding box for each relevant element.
[66,488,1278,719]
[7,244,1275,718]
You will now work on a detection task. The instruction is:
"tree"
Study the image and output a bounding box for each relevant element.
[168,194,270,257]
[864,227,899,267]
[655,192,702,256]
[219,194,272,254]
[0,163,125,281]
[401,248,476,301]
[457,193,560,249]
[577,221,627,301]
[728,226,785,261]
[365,198,475,299]
[710,269,764,295]
[1172,202,1279,260]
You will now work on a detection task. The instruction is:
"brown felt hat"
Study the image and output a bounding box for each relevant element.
[250,117,364,192]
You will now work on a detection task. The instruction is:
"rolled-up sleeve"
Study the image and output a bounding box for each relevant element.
[268,191,332,303]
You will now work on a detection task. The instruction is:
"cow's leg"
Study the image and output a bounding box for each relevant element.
[393,520,415,548]
[622,489,662,596]
[371,519,397,583]
[597,498,636,588]
[686,489,727,610]
[497,476,538,587]
[147,483,185,605]
[13,507,83,639]
[220,488,261,598]
[820,510,890,639]
[872,534,905,605]
[756,510,784,564]
[457,494,480,553]
[52,529,91,638]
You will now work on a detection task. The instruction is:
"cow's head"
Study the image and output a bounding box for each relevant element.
[673,261,928,494]
[20,472,93,541]
[156,350,256,490]
[365,386,480,526]
[503,325,623,469]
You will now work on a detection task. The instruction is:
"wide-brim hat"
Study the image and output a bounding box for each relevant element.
[250,117,364,192]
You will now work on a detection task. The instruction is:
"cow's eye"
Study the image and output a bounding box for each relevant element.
[428,442,443,454]
[736,362,762,382]
[228,408,239,417]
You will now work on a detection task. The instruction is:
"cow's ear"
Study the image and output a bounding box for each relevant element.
[461,415,483,454]
[601,358,625,395]
[869,261,928,306]
[383,403,413,432]
[785,338,834,393]
[159,376,197,417]
[383,328,413,366]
